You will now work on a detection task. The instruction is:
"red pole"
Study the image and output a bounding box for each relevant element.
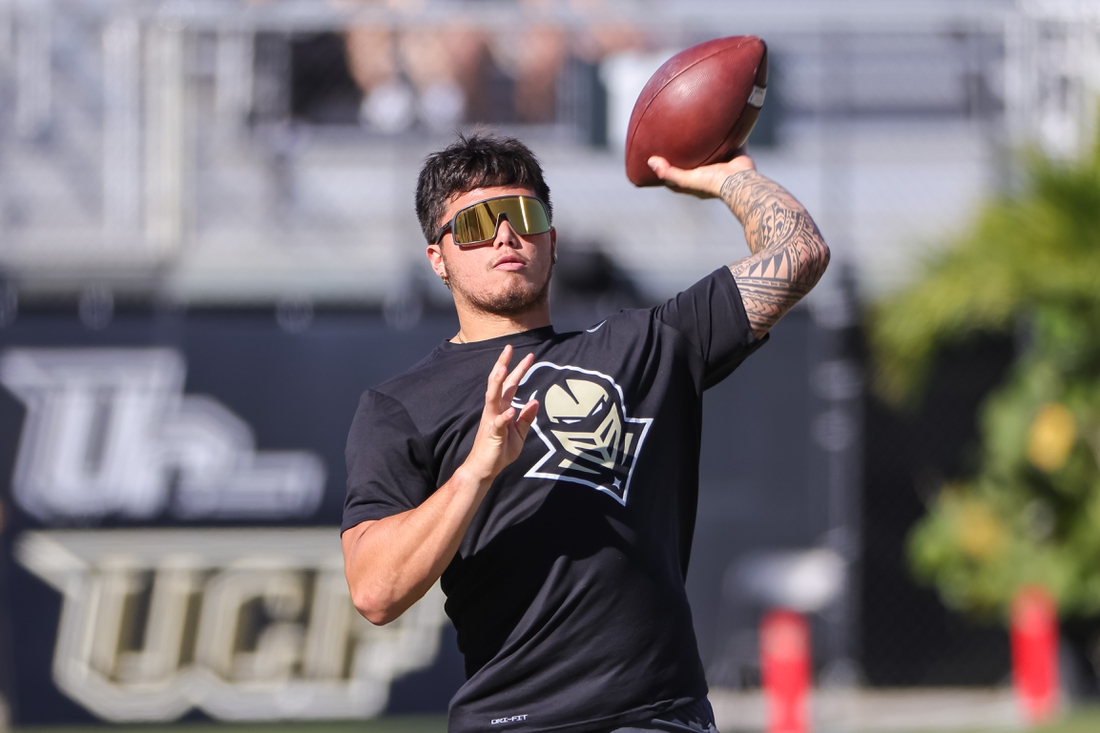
[1010,586,1059,726]
[760,609,811,733]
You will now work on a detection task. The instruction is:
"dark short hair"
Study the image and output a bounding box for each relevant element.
[415,133,552,243]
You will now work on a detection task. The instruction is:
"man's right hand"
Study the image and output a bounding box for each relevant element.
[343,344,540,626]
[462,345,539,482]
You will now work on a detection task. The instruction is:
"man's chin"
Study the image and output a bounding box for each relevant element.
[465,281,550,318]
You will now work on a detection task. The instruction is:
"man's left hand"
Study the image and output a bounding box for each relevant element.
[647,152,756,199]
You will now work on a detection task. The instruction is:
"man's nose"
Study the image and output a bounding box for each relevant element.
[494,217,521,247]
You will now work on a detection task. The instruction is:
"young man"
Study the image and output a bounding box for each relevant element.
[342,134,829,733]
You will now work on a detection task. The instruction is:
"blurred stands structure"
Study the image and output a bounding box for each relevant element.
[0,0,1017,312]
[1005,0,1100,161]
[2,0,1099,726]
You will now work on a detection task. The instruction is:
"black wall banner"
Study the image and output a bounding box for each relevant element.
[0,305,844,725]
[0,308,469,725]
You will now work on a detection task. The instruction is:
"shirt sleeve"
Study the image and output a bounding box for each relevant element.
[342,389,436,533]
[653,266,769,389]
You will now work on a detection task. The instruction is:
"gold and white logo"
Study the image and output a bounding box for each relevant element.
[513,363,651,504]
[0,348,324,522]
[15,528,447,722]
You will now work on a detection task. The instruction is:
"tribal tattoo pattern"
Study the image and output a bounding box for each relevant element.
[720,170,831,336]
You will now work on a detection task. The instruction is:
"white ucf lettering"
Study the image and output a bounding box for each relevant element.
[0,348,324,522]
[15,528,448,722]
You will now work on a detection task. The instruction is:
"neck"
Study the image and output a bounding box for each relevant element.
[452,302,552,343]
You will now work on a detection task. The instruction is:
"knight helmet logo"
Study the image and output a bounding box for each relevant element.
[512,363,651,504]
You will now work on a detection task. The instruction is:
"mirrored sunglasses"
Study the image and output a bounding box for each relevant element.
[434,195,551,246]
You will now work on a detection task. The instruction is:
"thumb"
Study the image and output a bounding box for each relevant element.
[648,155,694,189]
[648,155,675,179]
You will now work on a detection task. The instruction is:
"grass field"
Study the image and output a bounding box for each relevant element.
[900,706,1100,733]
[11,720,448,733]
[9,707,1100,733]
[9,718,449,733]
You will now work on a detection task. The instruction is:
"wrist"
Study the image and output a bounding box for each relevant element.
[452,461,498,492]
[720,168,761,220]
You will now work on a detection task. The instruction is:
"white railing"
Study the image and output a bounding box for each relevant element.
[1005,0,1100,158]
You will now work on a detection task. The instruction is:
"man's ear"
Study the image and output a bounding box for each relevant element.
[550,227,557,262]
[426,244,446,279]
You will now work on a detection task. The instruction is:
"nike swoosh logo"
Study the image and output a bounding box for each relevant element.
[586,321,606,333]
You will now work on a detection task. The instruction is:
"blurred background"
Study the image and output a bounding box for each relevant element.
[1,0,1099,731]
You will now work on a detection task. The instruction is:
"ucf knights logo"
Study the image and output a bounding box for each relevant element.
[512,363,651,504]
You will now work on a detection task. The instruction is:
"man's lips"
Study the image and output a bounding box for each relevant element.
[493,255,528,271]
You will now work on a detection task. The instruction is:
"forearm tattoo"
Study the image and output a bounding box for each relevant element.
[720,170,830,335]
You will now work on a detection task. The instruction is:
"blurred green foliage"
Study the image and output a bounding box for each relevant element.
[868,132,1100,619]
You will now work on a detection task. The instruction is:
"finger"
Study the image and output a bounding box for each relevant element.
[494,344,514,371]
[502,352,534,391]
[492,406,517,432]
[484,345,514,412]
[501,353,536,405]
[515,399,539,440]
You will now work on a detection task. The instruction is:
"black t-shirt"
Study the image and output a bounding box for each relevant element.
[343,267,765,733]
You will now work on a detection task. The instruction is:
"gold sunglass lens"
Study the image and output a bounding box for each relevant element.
[452,196,549,245]
[454,204,496,244]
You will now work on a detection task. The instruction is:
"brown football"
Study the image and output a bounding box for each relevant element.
[625,36,768,187]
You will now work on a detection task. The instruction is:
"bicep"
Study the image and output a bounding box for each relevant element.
[344,390,436,528]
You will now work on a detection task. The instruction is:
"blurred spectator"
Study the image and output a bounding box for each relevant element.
[399,24,489,130]
[570,0,648,64]
[495,0,647,124]
[490,10,567,123]
[341,0,647,130]
[344,25,405,129]
[343,1,489,132]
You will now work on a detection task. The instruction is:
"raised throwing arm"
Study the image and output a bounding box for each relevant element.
[649,154,830,338]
